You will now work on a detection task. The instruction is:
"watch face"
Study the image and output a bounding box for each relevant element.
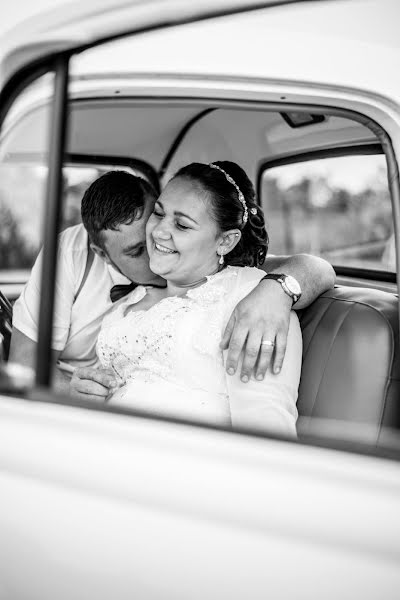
[285,275,302,296]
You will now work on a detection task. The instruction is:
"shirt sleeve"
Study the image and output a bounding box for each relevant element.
[12,232,84,351]
[222,267,302,436]
[12,250,43,343]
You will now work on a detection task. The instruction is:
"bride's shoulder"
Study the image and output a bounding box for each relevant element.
[212,265,265,284]
[186,267,236,305]
[220,266,266,311]
[187,266,265,306]
[225,266,266,293]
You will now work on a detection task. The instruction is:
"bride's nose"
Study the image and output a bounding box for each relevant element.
[153,221,172,240]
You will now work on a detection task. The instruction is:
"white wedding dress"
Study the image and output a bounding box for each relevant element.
[97,266,302,434]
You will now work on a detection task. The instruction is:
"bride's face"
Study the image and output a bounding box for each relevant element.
[146,177,223,285]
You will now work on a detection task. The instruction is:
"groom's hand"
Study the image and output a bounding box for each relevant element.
[221,279,292,382]
[70,366,118,402]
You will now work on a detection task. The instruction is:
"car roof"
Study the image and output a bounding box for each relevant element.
[0,0,301,84]
[1,0,400,101]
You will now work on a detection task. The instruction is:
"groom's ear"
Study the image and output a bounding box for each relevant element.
[218,229,242,256]
[90,242,111,265]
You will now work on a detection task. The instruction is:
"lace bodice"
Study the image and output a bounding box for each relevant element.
[97,268,243,416]
[96,266,301,433]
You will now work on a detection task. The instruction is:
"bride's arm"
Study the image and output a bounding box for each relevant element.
[224,311,302,437]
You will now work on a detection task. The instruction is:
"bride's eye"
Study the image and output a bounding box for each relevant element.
[176,221,190,230]
[152,207,164,218]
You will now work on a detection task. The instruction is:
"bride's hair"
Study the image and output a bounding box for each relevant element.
[172,161,268,267]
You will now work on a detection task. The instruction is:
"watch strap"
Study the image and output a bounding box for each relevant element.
[261,273,300,305]
[261,273,284,281]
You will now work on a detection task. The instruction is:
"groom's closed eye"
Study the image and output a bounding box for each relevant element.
[129,246,145,257]
[124,243,146,258]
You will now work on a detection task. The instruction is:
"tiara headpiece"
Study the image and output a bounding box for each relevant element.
[209,163,256,224]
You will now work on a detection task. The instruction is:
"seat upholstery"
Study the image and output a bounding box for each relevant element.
[297,285,399,444]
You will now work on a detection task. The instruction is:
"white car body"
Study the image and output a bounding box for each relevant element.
[0,1,399,598]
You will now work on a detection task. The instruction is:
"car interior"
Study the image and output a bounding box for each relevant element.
[0,69,399,449]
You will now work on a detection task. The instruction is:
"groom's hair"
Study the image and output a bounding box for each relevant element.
[81,170,157,249]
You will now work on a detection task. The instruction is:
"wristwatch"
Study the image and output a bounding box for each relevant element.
[261,273,302,305]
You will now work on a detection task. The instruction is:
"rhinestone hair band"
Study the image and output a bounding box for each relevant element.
[209,163,257,225]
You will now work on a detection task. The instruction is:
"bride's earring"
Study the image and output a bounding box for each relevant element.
[218,253,224,266]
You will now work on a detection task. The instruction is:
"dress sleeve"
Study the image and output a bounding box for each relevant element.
[222,267,302,436]
[12,230,84,351]
[224,311,302,436]
[12,250,43,343]
[221,266,267,318]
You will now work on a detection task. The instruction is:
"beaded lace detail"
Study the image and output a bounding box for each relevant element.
[96,268,238,390]
[187,269,237,356]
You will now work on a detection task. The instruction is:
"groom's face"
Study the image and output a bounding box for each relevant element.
[100,196,164,284]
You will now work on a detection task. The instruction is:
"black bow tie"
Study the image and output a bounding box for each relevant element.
[110,282,139,303]
[110,281,167,303]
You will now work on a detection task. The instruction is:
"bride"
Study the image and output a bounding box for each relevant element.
[97,161,302,435]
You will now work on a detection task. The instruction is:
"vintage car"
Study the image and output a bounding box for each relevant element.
[0,0,399,598]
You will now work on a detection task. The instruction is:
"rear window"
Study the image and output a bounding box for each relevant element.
[260,153,394,273]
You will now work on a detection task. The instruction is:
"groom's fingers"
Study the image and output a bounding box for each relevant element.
[70,379,109,400]
[74,367,116,387]
[70,367,116,401]
[74,379,108,396]
[272,327,289,375]
[240,331,262,382]
[220,312,236,350]
[254,332,276,379]
[224,322,248,375]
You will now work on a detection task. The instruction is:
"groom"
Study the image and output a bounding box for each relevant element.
[10,171,335,402]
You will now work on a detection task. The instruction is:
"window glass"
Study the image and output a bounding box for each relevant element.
[0,74,54,277]
[261,154,394,272]
[0,157,145,275]
[0,163,46,271]
[0,72,54,377]
[0,77,53,259]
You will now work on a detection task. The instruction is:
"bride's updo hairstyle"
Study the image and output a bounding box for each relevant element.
[172,161,268,267]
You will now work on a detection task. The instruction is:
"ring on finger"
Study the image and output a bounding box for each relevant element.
[261,339,275,347]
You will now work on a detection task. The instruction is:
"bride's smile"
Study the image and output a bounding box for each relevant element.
[153,242,177,254]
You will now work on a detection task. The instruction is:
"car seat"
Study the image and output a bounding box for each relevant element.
[297,285,400,446]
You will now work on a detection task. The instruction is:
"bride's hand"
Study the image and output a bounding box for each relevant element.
[70,366,118,403]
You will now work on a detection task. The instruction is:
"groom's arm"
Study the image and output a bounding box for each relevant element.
[222,254,335,382]
[259,254,336,310]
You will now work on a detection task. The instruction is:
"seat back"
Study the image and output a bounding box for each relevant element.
[298,286,400,444]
